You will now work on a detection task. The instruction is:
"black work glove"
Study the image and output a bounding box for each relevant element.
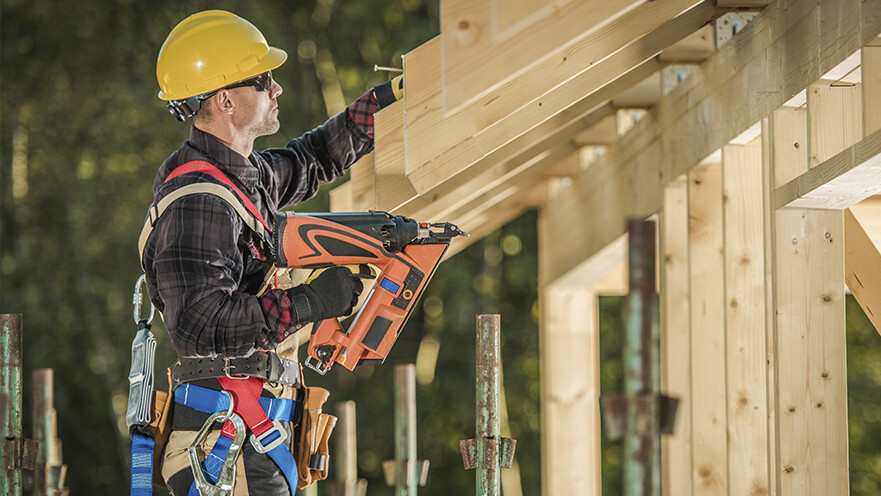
[304,266,365,321]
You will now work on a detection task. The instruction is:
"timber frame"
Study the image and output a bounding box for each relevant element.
[330,0,881,494]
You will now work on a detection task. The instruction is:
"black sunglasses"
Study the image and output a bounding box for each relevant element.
[220,71,274,93]
[203,71,273,99]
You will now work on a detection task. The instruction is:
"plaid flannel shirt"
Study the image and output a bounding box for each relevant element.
[143,83,396,358]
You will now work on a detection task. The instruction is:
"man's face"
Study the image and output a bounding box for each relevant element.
[232,76,283,140]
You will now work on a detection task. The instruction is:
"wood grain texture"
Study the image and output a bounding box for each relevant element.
[773,208,848,496]
[844,208,881,335]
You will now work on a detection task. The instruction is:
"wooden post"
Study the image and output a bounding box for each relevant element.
[687,162,727,495]
[864,44,881,136]
[722,140,770,495]
[772,208,848,495]
[331,401,366,496]
[32,373,67,496]
[384,364,428,495]
[660,178,691,496]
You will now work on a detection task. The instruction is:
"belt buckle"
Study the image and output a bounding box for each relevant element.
[223,358,250,380]
[250,419,288,453]
[277,357,302,388]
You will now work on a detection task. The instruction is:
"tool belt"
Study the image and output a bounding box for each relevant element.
[170,351,302,388]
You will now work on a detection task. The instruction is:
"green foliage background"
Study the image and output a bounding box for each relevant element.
[1,0,879,494]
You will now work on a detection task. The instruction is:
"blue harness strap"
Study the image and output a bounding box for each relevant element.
[176,383,299,495]
[130,431,155,495]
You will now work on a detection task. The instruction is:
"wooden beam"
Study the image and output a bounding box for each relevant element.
[769,107,808,189]
[329,178,353,212]
[659,177,692,496]
[546,0,881,281]
[409,145,577,226]
[374,100,418,211]
[772,127,881,209]
[687,163,727,495]
[848,195,881,248]
[660,24,715,63]
[351,152,375,211]
[441,0,649,111]
[772,208,848,495]
[845,208,881,334]
[539,285,602,496]
[865,45,881,135]
[404,1,720,192]
[443,182,545,259]
[722,140,770,496]
[538,215,628,496]
[808,82,863,168]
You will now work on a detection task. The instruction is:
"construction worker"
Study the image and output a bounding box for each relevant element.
[140,10,402,495]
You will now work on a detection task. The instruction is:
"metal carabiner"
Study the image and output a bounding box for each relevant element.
[188,391,245,496]
[133,274,156,325]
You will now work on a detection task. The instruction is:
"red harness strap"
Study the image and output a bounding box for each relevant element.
[163,160,272,233]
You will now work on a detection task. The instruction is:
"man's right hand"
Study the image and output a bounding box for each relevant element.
[304,266,365,321]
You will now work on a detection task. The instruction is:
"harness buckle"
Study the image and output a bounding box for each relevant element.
[249,419,288,454]
[188,391,245,496]
[223,358,250,380]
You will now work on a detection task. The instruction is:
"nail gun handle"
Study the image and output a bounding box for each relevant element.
[305,318,347,375]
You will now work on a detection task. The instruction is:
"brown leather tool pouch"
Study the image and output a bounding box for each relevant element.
[145,368,174,488]
[295,386,338,489]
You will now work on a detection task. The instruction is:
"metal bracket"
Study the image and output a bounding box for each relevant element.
[599,392,680,441]
[458,436,517,470]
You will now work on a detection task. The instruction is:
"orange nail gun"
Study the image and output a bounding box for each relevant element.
[273,211,467,374]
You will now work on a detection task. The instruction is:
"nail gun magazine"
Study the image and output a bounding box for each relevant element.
[272,211,466,374]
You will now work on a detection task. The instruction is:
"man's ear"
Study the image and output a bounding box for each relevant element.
[213,90,235,115]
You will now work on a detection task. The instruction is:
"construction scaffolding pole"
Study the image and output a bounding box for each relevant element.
[460,314,516,496]
[2,314,37,496]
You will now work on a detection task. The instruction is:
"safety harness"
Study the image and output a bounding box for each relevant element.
[131,160,300,495]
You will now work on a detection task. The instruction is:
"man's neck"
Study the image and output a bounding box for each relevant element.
[194,121,254,158]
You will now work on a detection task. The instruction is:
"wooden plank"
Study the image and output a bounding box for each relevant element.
[659,178,692,496]
[329,179,353,212]
[848,195,881,248]
[351,152,375,211]
[773,208,848,496]
[441,0,645,110]
[539,284,602,496]
[410,146,577,225]
[407,0,718,190]
[772,127,881,209]
[443,182,545,260]
[865,46,881,135]
[544,0,879,282]
[760,116,779,496]
[660,24,715,63]
[844,208,881,334]
[612,72,662,108]
[373,100,419,211]
[808,82,863,168]
[722,141,769,496]
[770,107,808,189]
[687,163,727,495]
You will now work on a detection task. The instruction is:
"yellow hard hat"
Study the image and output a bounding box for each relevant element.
[156,10,287,101]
